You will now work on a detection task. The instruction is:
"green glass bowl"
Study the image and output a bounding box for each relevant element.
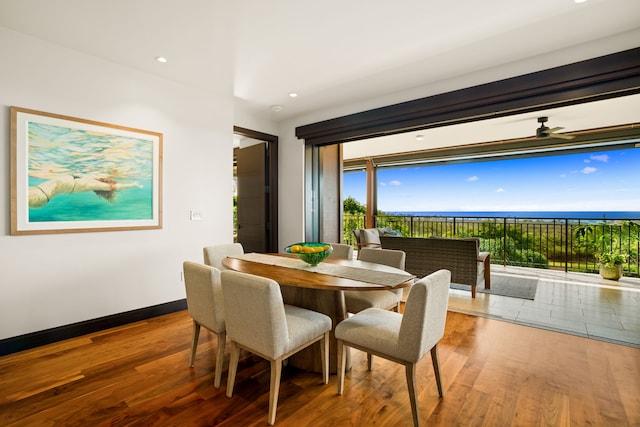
[285,242,333,266]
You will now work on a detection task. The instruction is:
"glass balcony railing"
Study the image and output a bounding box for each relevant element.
[343,213,640,277]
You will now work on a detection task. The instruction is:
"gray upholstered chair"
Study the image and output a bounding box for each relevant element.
[327,242,354,260]
[221,270,332,425]
[336,269,451,427]
[182,261,226,388]
[203,243,244,270]
[344,247,407,313]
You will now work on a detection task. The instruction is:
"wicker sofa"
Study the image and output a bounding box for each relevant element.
[380,236,490,297]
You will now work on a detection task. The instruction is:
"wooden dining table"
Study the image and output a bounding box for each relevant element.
[222,252,414,373]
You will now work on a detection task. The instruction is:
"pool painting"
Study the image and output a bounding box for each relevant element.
[11,107,162,235]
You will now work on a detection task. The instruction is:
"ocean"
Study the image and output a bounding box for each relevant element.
[385,211,640,220]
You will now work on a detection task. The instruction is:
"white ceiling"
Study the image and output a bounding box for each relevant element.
[1,0,639,153]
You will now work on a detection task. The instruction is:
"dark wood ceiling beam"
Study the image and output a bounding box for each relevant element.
[296,47,640,147]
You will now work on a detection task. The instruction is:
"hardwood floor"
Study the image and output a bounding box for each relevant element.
[1,309,639,426]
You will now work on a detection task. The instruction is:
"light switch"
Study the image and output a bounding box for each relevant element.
[190,210,203,221]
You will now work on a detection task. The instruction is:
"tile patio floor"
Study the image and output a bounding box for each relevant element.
[445,265,640,348]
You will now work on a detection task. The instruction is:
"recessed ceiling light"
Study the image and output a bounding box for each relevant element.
[155,56,168,63]
[289,92,298,98]
[416,134,424,141]
[574,0,587,3]
[271,105,283,112]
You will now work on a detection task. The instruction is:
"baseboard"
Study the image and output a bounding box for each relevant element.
[0,299,187,357]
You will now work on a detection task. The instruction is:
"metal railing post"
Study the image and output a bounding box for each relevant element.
[503,217,507,267]
[565,218,569,273]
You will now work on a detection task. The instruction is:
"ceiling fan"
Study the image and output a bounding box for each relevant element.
[536,116,575,140]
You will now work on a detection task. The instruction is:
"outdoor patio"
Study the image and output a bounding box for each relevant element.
[445,265,640,348]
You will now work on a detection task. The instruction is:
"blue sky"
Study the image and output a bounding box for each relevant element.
[343,147,640,212]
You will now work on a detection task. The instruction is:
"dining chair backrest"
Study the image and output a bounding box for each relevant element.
[398,269,450,363]
[203,243,244,270]
[358,247,406,270]
[328,243,354,260]
[336,269,451,426]
[221,269,331,425]
[183,261,225,334]
[221,270,288,359]
[183,261,228,388]
[346,247,407,313]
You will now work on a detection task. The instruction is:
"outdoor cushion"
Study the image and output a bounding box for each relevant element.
[361,228,382,247]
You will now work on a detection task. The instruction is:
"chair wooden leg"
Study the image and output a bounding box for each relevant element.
[430,345,443,397]
[268,357,283,426]
[226,341,240,398]
[320,332,329,384]
[405,362,420,427]
[214,331,226,388]
[367,353,373,371]
[471,284,477,298]
[337,340,346,395]
[189,321,201,367]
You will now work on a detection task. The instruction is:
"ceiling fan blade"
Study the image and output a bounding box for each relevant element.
[550,133,575,140]
[534,118,572,139]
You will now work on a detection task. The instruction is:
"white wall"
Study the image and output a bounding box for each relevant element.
[234,98,279,136]
[0,27,236,340]
[276,120,307,249]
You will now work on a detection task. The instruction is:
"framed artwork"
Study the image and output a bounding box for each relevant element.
[10,107,163,235]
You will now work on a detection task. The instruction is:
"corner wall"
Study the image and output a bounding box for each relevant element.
[0,26,235,341]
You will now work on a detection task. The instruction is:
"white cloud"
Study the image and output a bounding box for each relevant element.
[466,176,478,182]
[496,187,505,193]
[560,174,566,178]
[580,166,597,174]
[389,180,401,186]
[584,159,591,163]
[591,154,610,162]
